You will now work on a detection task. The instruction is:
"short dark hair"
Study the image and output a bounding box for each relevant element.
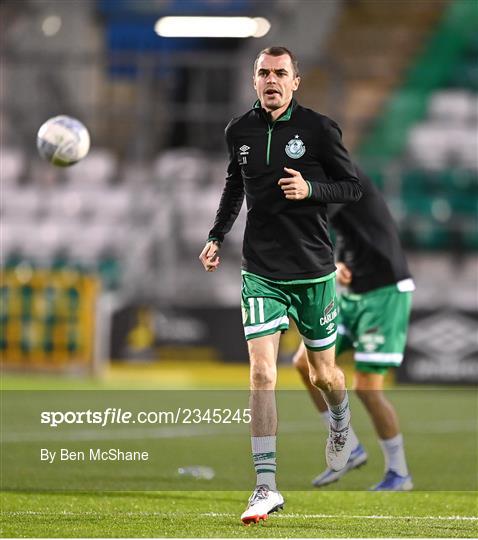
[254,46,300,77]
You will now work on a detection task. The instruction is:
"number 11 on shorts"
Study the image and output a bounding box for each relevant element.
[248,298,265,324]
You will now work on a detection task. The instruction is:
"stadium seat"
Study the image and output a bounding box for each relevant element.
[46,189,92,220]
[67,223,127,263]
[408,123,478,171]
[97,255,122,290]
[64,148,117,187]
[2,222,46,265]
[428,91,475,123]
[0,147,24,186]
[462,225,478,250]
[178,188,221,247]
[2,188,43,221]
[413,221,450,250]
[407,124,450,170]
[449,62,478,91]
[89,187,132,223]
[152,148,209,192]
[450,194,478,215]
[446,169,478,194]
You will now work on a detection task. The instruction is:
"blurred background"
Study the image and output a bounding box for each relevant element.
[1,0,477,386]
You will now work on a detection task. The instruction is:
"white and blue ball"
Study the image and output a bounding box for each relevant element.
[37,115,90,167]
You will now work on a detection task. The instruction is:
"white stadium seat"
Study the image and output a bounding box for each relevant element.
[64,148,117,187]
[408,123,450,170]
[152,148,208,192]
[0,147,25,187]
[408,122,478,170]
[428,91,476,123]
[2,188,43,220]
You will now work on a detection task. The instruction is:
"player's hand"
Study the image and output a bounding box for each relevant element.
[278,167,309,200]
[199,240,221,272]
[336,262,352,285]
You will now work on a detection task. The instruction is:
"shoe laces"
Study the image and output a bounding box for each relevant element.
[248,484,270,505]
[330,425,349,453]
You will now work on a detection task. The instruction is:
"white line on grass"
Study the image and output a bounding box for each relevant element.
[2,424,238,443]
[203,512,478,521]
[278,514,478,521]
[5,511,478,521]
[3,419,476,443]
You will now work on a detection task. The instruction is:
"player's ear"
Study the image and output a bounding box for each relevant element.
[253,75,257,90]
[293,76,301,91]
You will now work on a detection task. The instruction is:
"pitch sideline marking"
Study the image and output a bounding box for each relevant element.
[4,510,478,521]
[3,418,476,443]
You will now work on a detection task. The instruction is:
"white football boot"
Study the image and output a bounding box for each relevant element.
[313,444,368,487]
[240,484,284,525]
[326,422,354,471]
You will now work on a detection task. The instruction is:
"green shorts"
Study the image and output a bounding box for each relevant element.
[336,284,413,374]
[241,271,338,351]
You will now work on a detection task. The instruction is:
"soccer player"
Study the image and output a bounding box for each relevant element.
[199,46,362,524]
[293,166,415,491]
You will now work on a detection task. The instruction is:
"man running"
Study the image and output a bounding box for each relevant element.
[293,166,415,491]
[199,46,362,523]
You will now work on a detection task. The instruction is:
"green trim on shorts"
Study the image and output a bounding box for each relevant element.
[241,269,336,285]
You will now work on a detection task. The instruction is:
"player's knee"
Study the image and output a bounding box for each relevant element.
[309,368,334,393]
[250,364,276,389]
[356,386,383,406]
[355,371,385,405]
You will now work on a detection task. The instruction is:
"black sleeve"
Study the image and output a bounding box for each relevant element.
[308,119,362,203]
[334,230,346,262]
[208,121,245,243]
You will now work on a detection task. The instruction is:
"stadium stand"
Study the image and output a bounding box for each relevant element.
[1,0,476,371]
[399,30,478,251]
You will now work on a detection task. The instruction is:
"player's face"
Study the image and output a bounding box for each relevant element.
[253,54,300,112]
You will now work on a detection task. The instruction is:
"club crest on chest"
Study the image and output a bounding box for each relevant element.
[285,135,306,159]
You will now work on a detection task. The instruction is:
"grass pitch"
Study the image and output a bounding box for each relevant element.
[1,365,477,537]
[1,490,477,537]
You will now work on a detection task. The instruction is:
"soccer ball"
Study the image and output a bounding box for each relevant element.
[37,115,90,167]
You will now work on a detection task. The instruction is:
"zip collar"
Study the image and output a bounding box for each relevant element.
[253,98,297,123]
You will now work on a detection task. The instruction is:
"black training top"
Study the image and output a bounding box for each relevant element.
[208,99,362,281]
[329,167,413,294]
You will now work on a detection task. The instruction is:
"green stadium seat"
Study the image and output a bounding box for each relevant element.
[449,62,478,90]
[406,220,450,250]
[367,170,385,190]
[401,170,429,198]
[450,194,478,215]
[462,226,478,250]
[97,256,121,290]
[403,195,435,216]
[446,170,478,194]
